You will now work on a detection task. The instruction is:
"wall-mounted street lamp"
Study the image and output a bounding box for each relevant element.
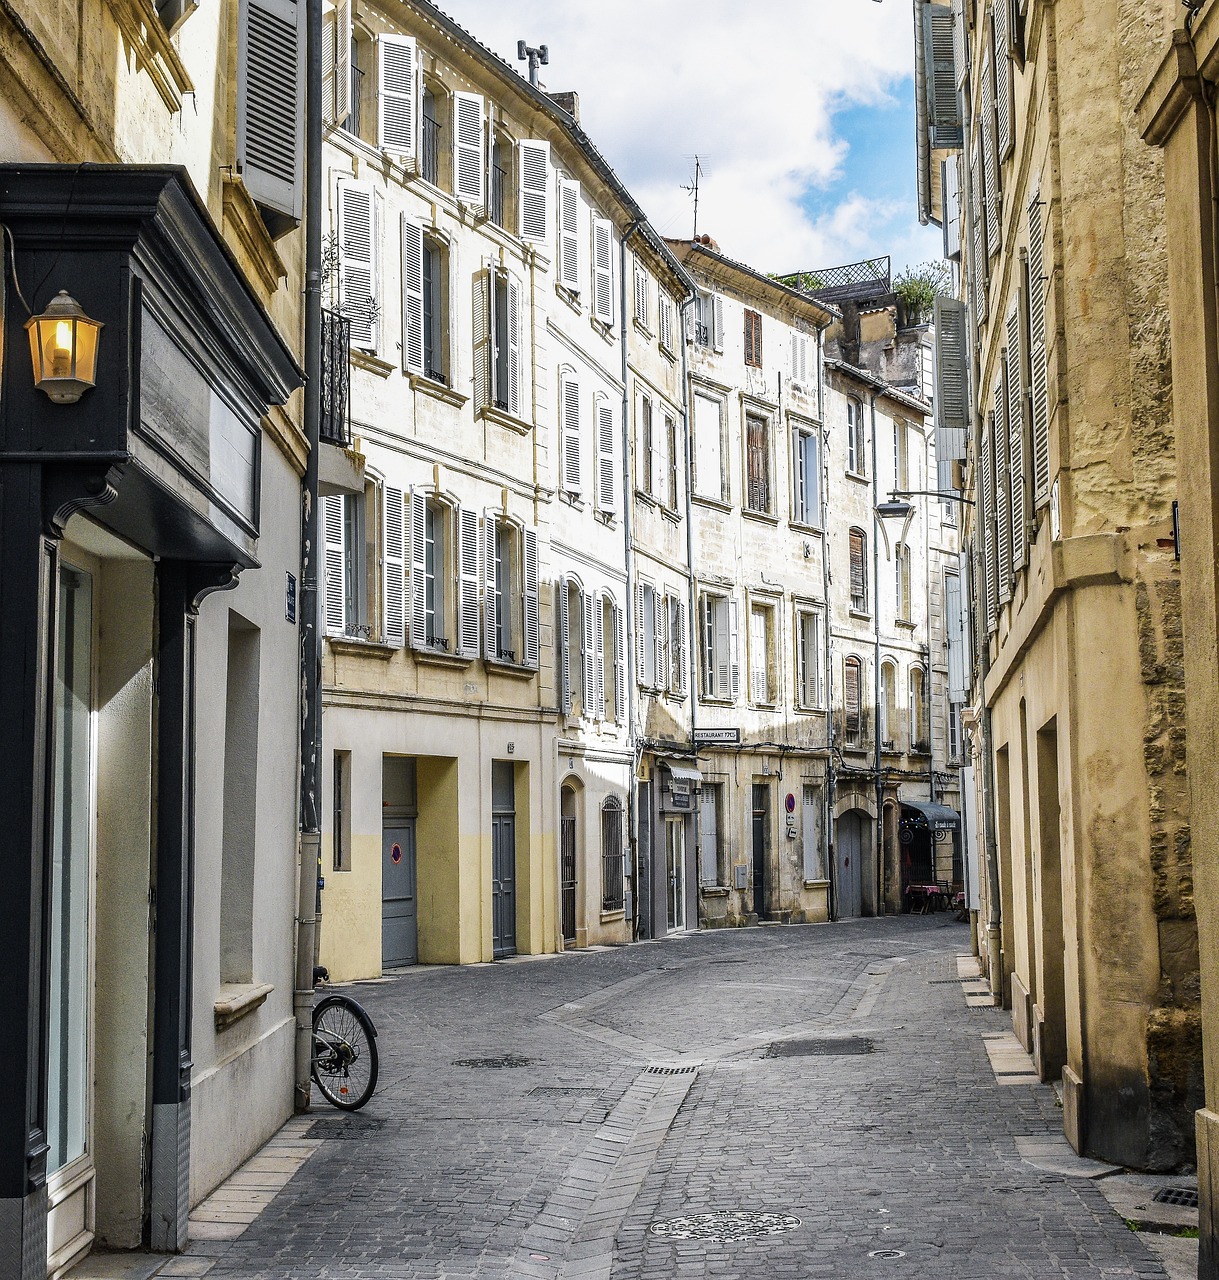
[26,291,103,404]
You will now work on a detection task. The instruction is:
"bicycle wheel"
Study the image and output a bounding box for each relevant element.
[312,994,379,1111]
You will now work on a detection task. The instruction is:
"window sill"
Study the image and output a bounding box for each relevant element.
[789,521,823,537]
[896,619,917,631]
[750,700,779,712]
[556,285,583,314]
[485,657,538,679]
[327,636,397,658]
[742,508,779,526]
[590,317,616,343]
[848,609,872,621]
[793,705,827,717]
[635,490,657,508]
[413,646,473,668]
[559,491,585,509]
[693,494,733,514]
[413,375,468,409]
[699,695,736,707]
[660,506,682,525]
[659,343,677,362]
[214,982,273,1033]
[844,469,869,484]
[600,909,626,923]
[803,879,830,890]
[595,509,617,528]
[351,350,394,379]
[106,0,194,111]
[700,884,730,897]
[633,319,654,339]
[478,403,533,435]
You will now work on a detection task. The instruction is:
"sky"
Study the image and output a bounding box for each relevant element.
[439,0,944,280]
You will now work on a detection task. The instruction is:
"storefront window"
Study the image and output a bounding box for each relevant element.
[48,563,93,1174]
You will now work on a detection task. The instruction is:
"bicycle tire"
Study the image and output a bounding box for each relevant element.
[312,994,379,1111]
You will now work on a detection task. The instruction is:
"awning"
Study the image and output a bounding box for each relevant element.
[661,761,703,787]
[900,800,961,833]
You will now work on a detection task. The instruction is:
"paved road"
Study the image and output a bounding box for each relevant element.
[208,917,1174,1279]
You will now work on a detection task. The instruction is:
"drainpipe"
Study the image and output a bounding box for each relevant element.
[925,461,936,805]
[870,391,884,915]
[679,288,701,912]
[979,566,1004,1000]
[819,328,837,919]
[295,0,323,1113]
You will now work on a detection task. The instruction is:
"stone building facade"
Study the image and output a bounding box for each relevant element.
[914,0,1200,1173]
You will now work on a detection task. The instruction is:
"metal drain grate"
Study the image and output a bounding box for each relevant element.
[1153,1187,1199,1208]
[309,1117,386,1140]
[928,978,970,984]
[453,1055,535,1069]
[765,1036,874,1058]
[650,1211,801,1242]
[529,1086,601,1098]
[644,1064,698,1076]
[867,1249,906,1259]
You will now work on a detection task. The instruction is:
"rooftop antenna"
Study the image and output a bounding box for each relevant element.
[681,155,703,241]
[517,40,549,88]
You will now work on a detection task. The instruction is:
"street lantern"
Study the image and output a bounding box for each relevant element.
[26,291,103,404]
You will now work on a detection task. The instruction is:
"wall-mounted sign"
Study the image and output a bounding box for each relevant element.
[285,572,297,623]
[785,792,796,814]
[693,727,741,746]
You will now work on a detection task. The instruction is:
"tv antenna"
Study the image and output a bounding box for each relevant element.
[681,156,703,241]
[517,40,549,87]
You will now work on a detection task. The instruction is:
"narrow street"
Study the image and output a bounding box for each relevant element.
[175,918,1185,1279]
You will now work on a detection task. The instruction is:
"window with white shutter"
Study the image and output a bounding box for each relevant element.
[796,607,824,709]
[493,272,522,417]
[729,597,740,700]
[593,590,606,719]
[934,296,969,490]
[993,372,1011,605]
[560,371,581,496]
[1027,185,1050,505]
[749,601,776,705]
[582,587,595,716]
[790,332,810,387]
[382,485,407,646]
[483,512,499,662]
[982,42,1000,256]
[457,507,480,657]
[400,215,424,374]
[524,528,539,669]
[981,416,998,632]
[654,587,668,693]
[559,178,580,291]
[637,582,657,688]
[638,394,654,496]
[665,413,678,510]
[994,1,1012,160]
[713,293,725,353]
[377,34,416,162]
[596,396,616,515]
[473,267,492,410]
[322,493,347,636]
[1005,304,1027,571]
[699,592,734,700]
[409,488,427,648]
[613,599,626,722]
[942,158,962,260]
[338,180,376,350]
[321,0,351,129]
[593,219,614,324]
[792,425,820,526]
[453,91,485,206]
[659,294,675,353]
[237,0,304,231]
[634,259,649,327]
[669,595,687,698]
[922,3,962,149]
[558,576,572,714]
[518,140,549,242]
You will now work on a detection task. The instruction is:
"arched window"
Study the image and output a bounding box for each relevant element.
[601,796,624,912]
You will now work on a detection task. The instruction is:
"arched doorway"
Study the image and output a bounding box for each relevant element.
[835,810,871,918]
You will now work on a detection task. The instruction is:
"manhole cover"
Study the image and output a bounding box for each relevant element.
[867,1249,906,1259]
[764,1037,874,1058]
[453,1055,535,1068]
[308,1117,386,1139]
[529,1087,600,1098]
[649,1211,801,1242]
[1153,1187,1199,1208]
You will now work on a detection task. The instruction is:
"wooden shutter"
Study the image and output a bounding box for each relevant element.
[654,588,668,692]
[561,374,581,495]
[594,591,606,718]
[582,586,595,715]
[994,1,1012,159]
[382,485,406,646]
[518,140,550,242]
[729,597,740,700]
[559,179,580,290]
[671,597,687,697]
[641,395,654,495]
[483,512,498,661]
[655,408,670,507]
[981,418,997,632]
[473,268,493,409]
[558,576,572,714]
[982,45,1000,255]
[593,218,614,323]
[377,34,416,161]
[934,296,969,489]
[338,180,375,349]
[400,215,424,373]
[613,600,626,722]
[845,657,860,737]
[597,397,615,514]
[634,261,647,323]
[923,4,962,148]
[523,528,540,669]
[1027,186,1050,505]
[710,597,727,698]
[457,507,480,657]
[453,91,485,206]
[971,142,987,325]
[946,572,966,700]
[322,493,346,636]
[791,333,809,385]
[666,415,678,509]
[942,158,961,260]
[796,611,809,707]
[1005,304,1027,570]
[659,294,673,350]
[322,0,350,127]
[993,375,1011,604]
[849,528,866,607]
[409,487,427,648]
[712,293,724,352]
[237,0,304,223]
[506,275,522,417]
[744,311,762,367]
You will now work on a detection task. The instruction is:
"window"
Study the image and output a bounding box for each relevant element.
[948,700,962,762]
[333,751,351,871]
[745,413,771,514]
[749,600,777,705]
[693,392,727,501]
[592,218,614,324]
[560,369,582,497]
[880,661,898,749]
[802,783,824,881]
[844,655,863,746]
[744,309,763,367]
[699,782,726,886]
[637,581,661,689]
[634,258,650,328]
[894,420,908,490]
[484,519,539,667]
[421,84,441,184]
[452,90,485,205]
[790,331,811,389]
[847,397,866,474]
[345,32,366,138]
[424,500,444,647]
[659,293,676,354]
[491,132,513,231]
[407,491,477,656]
[337,180,377,351]
[910,667,928,750]
[602,593,626,722]
[895,543,912,621]
[664,413,679,510]
[518,139,550,243]
[601,797,625,912]
[638,393,654,496]
[849,527,868,612]
[422,237,446,383]
[474,267,524,418]
[792,423,821,526]
[694,290,723,351]
[322,490,371,638]
[558,177,580,291]
[667,593,688,698]
[402,220,447,383]
[560,581,618,718]
[596,396,616,516]
[795,607,824,709]
[700,592,739,701]
[376,32,415,159]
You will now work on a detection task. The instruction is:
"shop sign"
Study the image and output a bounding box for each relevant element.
[693,727,741,746]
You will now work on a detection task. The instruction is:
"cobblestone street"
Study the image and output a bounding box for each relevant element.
[189,918,1183,1278]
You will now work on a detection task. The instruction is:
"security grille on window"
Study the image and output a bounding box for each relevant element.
[847,398,866,474]
[796,608,823,709]
[601,797,625,912]
[792,425,821,526]
[700,592,739,701]
[744,309,763,368]
[849,528,868,612]
[745,414,771,513]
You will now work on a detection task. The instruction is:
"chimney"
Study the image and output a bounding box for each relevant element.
[549,91,579,122]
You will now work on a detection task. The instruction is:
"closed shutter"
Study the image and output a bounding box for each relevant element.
[946,572,966,700]
[558,577,572,714]
[712,293,724,352]
[322,0,350,127]
[656,408,670,507]
[613,601,626,722]
[483,512,498,661]
[994,1,1012,159]
[594,590,606,718]
[934,296,969,489]
[634,263,647,324]
[952,0,968,88]
[971,141,987,326]
[237,0,304,224]
[506,275,522,417]
[473,267,493,409]
[791,333,809,385]
[377,34,416,161]
[322,494,346,636]
[593,218,614,323]
[923,4,962,148]
[849,529,866,607]
[559,179,580,291]
[636,582,647,681]
[1027,186,1050,505]
[993,375,1011,604]
[597,397,615,514]
[409,488,427,648]
[400,216,424,373]
[982,45,1000,254]
[942,158,961,260]
[729,597,740,700]
[641,395,654,495]
[845,658,860,737]
[671,597,687,697]
[582,587,595,715]
[457,506,480,657]
[1005,304,1027,570]
[338,180,376,349]
[981,418,997,632]
[659,294,673,350]
[796,611,808,706]
[561,373,581,495]
[524,528,540,669]
[655,589,668,692]
[713,597,730,698]
[453,91,485,206]
[518,140,550,242]
[382,485,406,646]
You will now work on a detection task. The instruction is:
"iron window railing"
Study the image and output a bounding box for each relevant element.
[421,115,440,185]
[601,800,624,912]
[490,163,506,229]
[320,308,351,447]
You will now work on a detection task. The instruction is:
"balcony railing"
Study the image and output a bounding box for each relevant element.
[320,308,351,447]
[491,164,506,229]
[421,115,440,185]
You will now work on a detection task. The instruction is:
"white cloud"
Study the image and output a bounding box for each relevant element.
[436,0,932,272]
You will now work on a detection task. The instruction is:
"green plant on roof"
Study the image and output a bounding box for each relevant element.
[893,261,953,323]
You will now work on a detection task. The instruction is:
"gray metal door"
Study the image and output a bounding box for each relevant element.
[492,814,517,958]
[752,784,769,920]
[382,822,417,967]
[836,811,865,919]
